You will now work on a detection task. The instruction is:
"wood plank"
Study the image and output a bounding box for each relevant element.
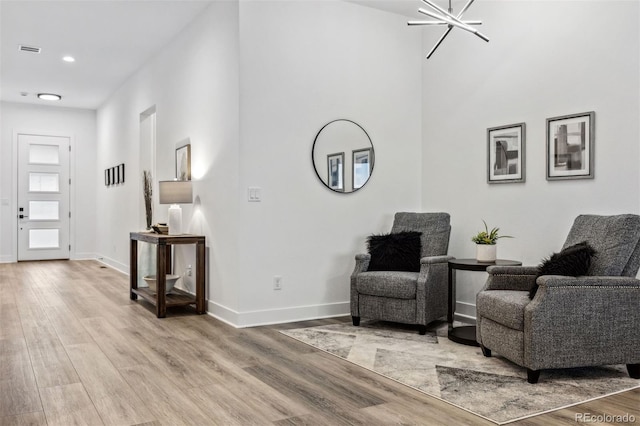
[119,325,225,390]
[119,364,218,426]
[243,362,385,424]
[26,336,80,389]
[0,411,48,426]
[0,260,638,426]
[0,339,42,418]
[44,305,94,346]
[80,317,148,369]
[0,301,23,340]
[39,383,104,426]
[176,338,310,421]
[65,343,155,426]
[15,297,61,344]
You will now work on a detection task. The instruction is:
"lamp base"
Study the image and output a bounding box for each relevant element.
[168,204,182,235]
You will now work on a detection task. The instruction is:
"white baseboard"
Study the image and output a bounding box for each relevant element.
[1,253,97,263]
[208,300,350,328]
[95,255,128,275]
[73,252,97,260]
[455,300,477,323]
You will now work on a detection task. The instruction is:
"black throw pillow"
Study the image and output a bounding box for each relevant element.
[529,241,597,299]
[367,231,422,272]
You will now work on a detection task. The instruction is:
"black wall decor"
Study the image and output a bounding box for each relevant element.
[105,163,125,187]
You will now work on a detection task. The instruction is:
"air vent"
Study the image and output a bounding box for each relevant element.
[18,45,41,54]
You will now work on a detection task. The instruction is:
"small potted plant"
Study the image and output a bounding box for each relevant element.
[471,220,513,262]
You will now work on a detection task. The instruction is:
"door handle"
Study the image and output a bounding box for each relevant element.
[19,214,28,219]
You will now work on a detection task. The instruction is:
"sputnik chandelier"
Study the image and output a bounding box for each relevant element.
[408,0,489,59]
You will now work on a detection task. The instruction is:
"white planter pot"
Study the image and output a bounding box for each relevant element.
[476,244,497,262]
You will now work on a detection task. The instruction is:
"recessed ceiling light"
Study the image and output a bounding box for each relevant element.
[62,56,75,63]
[37,93,62,101]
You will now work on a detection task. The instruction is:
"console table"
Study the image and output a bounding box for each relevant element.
[129,232,206,318]
[448,258,521,346]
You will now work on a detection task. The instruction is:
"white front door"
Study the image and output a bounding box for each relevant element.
[17,134,71,261]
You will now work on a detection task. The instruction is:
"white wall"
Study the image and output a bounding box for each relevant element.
[421,0,640,319]
[96,0,423,326]
[96,1,242,311]
[0,102,96,262]
[231,0,423,325]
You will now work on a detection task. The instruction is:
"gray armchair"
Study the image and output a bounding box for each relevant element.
[476,214,640,383]
[351,212,452,334]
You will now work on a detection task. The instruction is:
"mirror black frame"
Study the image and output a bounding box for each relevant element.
[311,119,375,194]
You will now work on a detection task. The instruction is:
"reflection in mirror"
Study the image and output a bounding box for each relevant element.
[312,119,375,193]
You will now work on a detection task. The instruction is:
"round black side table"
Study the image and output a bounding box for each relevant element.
[447,258,522,346]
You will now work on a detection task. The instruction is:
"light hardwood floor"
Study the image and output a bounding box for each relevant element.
[1,260,638,425]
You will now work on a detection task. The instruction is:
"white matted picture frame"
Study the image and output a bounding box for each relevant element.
[352,148,372,190]
[327,152,344,192]
[175,143,191,181]
[546,111,595,181]
[487,122,526,184]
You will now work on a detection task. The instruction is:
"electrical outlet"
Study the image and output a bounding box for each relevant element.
[186,265,192,276]
[273,275,282,290]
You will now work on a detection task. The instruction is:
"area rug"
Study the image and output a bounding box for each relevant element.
[280,321,640,424]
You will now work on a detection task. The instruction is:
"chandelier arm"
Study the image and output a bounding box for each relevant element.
[420,0,455,19]
[408,21,448,26]
[408,20,482,26]
[418,8,489,42]
[426,26,453,59]
[421,0,482,29]
[457,0,477,18]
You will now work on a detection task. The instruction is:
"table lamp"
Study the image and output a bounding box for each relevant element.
[159,180,193,235]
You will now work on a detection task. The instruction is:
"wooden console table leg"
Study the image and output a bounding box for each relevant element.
[156,242,167,318]
[447,265,454,324]
[196,240,206,314]
[130,239,138,300]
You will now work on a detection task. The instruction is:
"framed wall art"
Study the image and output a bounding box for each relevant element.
[352,148,372,190]
[327,152,344,192]
[487,123,526,184]
[176,143,191,181]
[546,111,595,180]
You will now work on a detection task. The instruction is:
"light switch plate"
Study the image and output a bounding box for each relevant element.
[248,187,261,202]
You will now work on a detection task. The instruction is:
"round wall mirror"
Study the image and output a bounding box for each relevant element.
[312,119,375,193]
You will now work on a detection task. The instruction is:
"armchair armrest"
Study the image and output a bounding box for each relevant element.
[536,275,640,288]
[420,255,454,265]
[482,265,539,292]
[352,253,371,276]
[524,275,640,369]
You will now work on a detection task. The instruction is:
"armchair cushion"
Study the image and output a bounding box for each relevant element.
[367,231,422,272]
[562,214,640,276]
[530,242,597,298]
[476,290,530,330]
[355,271,418,299]
[391,212,450,257]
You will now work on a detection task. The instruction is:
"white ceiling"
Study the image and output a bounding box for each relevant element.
[0,0,423,111]
[0,0,214,110]
[347,0,420,18]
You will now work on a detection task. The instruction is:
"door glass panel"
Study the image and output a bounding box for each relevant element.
[29,172,60,192]
[29,201,59,220]
[29,229,59,249]
[29,144,59,164]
